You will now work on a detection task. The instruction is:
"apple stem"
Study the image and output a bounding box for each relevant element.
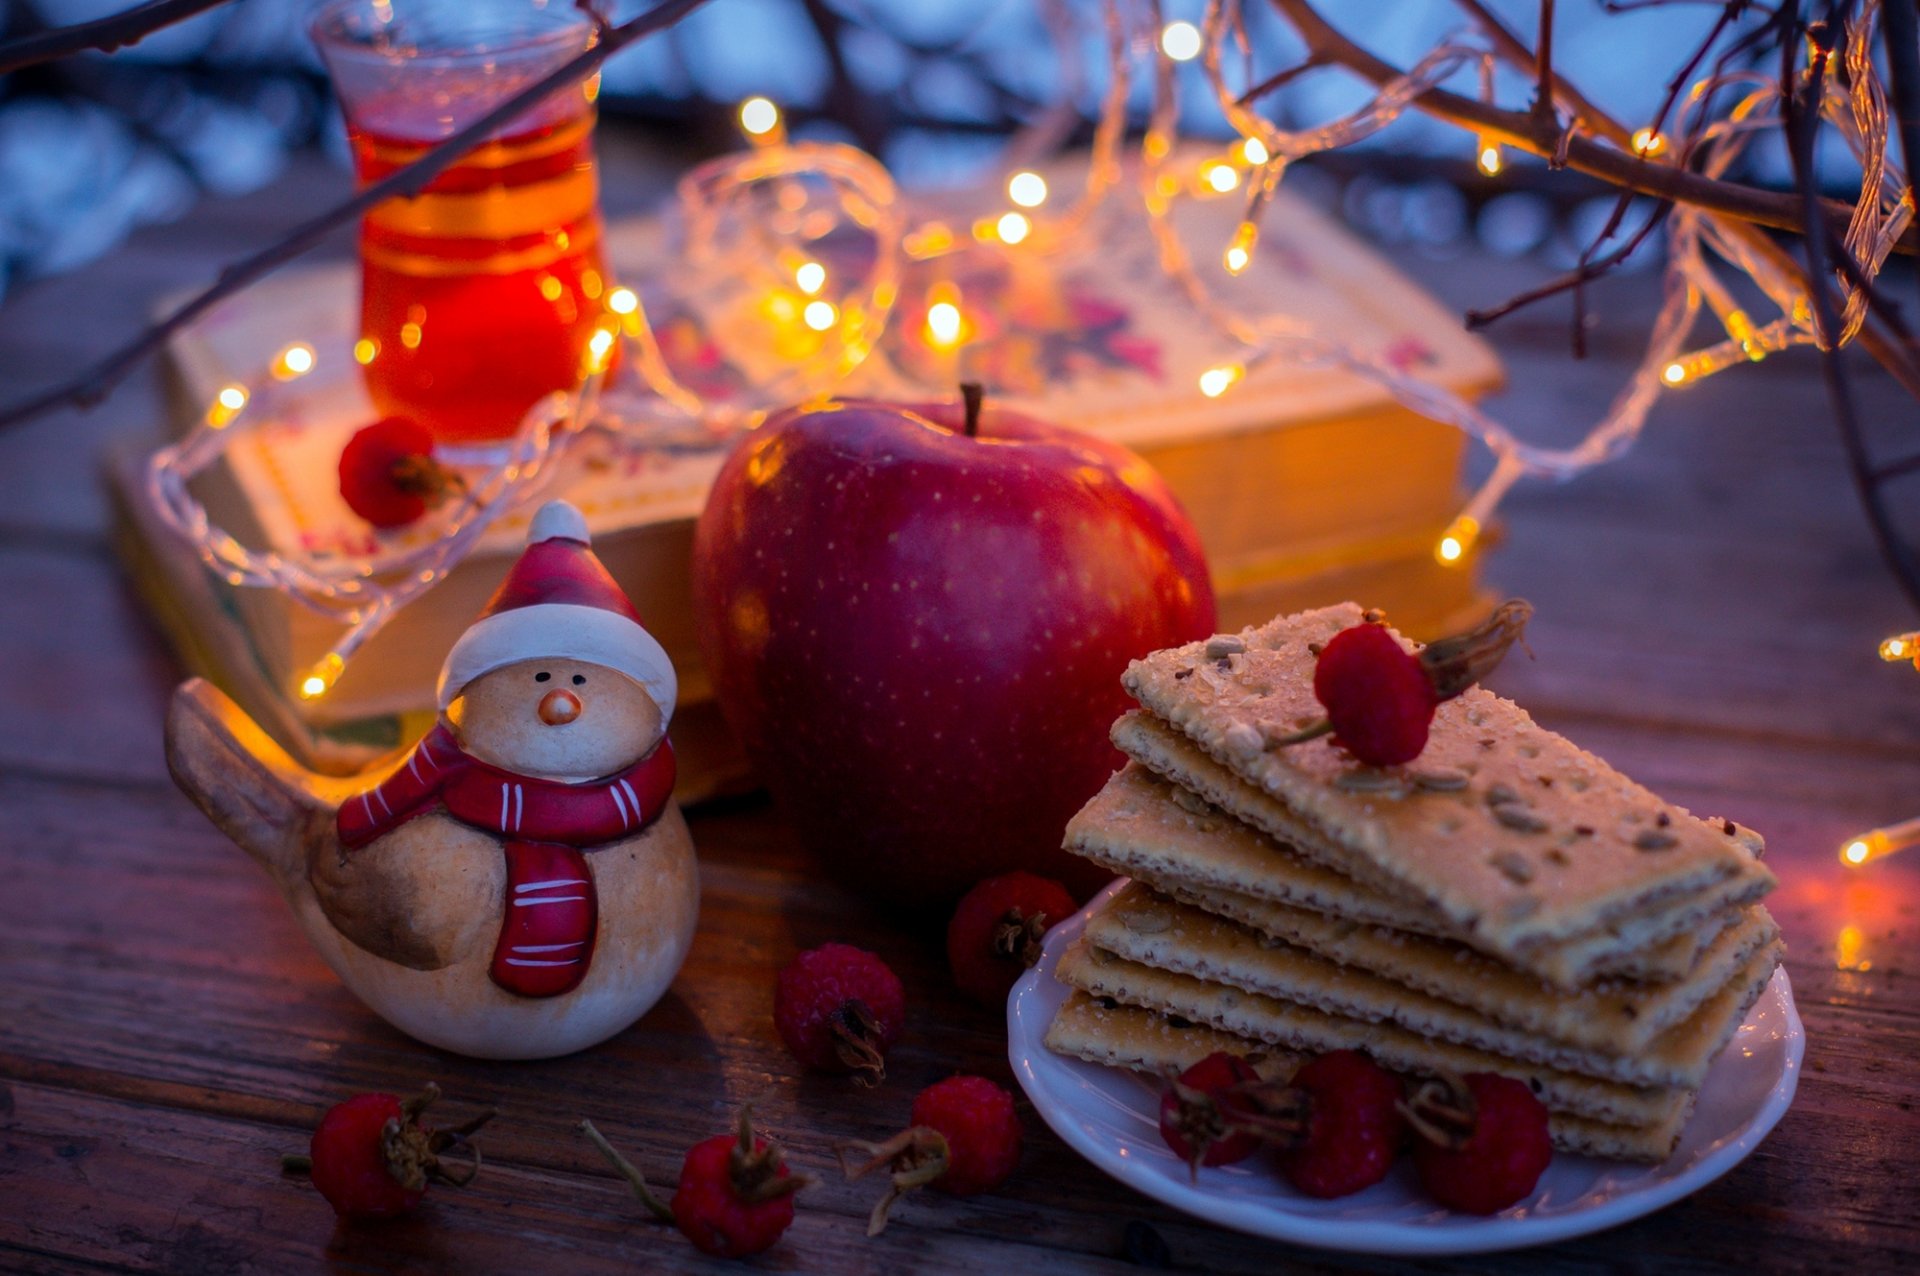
[960,382,983,438]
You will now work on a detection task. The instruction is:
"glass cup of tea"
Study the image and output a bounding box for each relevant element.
[312,0,611,445]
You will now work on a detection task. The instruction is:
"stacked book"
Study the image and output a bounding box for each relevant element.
[1044,603,1782,1162]
[115,161,1498,791]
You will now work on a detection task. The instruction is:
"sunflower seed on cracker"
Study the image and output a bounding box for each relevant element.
[1491,850,1536,884]
[1494,805,1550,833]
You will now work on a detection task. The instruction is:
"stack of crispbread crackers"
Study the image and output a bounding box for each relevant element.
[1043,603,1781,1163]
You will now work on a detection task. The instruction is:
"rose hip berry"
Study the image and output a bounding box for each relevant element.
[946,871,1077,1006]
[582,1110,807,1259]
[1158,1051,1265,1175]
[295,1083,492,1221]
[843,1075,1022,1233]
[1275,1050,1406,1199]
[773,943,905,1086]
[1313,623,1439,767]
[338,416,462,529]
[1278,601,1532,767]
[1408,1072,1553,1214]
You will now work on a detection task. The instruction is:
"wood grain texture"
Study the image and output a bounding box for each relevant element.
[1,144,1917,1274]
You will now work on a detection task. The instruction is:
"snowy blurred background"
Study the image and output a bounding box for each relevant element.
[0,0,1808,300]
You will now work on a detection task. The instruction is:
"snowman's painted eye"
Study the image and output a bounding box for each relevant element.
[572,674,587,685]
[535,671,551,682]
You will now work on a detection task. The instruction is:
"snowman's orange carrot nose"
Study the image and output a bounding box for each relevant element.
[538,689,582,726]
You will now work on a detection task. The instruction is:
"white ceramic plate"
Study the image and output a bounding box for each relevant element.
[1008,880,1804,1256]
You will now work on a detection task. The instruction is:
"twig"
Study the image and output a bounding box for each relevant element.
[0,0,714,433]
[1533,0,1557,127]
[1465,202,1673,333]
[1266,0,1915,250]
[1453,0,1631,146]
[1237,53,1330,107]
[1455,0,1920,399]
[0,0,237,75]
[1785,4,1920,611]
[1878,0,1920,317]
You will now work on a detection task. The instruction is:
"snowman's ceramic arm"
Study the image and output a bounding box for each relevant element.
[165,679,351,893]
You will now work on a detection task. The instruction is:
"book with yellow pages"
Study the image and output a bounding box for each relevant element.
[120,161,1500,790]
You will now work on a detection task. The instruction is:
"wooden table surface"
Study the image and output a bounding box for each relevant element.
[2,143,1918,1274]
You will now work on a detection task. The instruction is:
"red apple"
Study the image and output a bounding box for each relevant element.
[691,393,1216,910]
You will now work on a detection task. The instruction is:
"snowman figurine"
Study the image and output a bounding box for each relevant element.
[166,501,699,1059]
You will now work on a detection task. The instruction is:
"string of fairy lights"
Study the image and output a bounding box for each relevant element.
[145,0,1917,865]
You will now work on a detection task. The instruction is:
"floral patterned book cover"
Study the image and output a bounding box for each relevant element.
[168,160,1498,566]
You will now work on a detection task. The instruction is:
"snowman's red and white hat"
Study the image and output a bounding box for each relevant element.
[436,500,676,723]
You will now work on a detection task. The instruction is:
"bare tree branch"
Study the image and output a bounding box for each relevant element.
[1532,0,1557,127]
[1877,0,1920,316]
[1238,53,1330,107]
[1451,0,1920,400]
[1267,0,1917,251]
[0,0,238,75]
[1785,2,1920,611]
[0,0,714,433]
[1466,201,1673,333]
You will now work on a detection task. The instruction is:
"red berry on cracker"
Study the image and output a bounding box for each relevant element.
[773,942,905,1086]
[842,1075,1022,1233]
[946,871,1077,1006]
[338,416,462,529]
[1271,601,1533,767]
[295,1083,491,1221]
[1407,1072,1552,1214]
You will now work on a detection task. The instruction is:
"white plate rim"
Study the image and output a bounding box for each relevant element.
[1007,879,1805,1256]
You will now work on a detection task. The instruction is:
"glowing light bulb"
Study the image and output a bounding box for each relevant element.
[1631,128,1668,157]
[1435,514,1480,566]
[1476,138,1503,177]
[607,287,638,316]
[926,301,964,349]
[1160,20,1202,62]
[1223,221,1258,276]
[804,299,837,331]
[353,338,378,365]
[1879,633,1916,662]
[996,211,1032,245]
[586,326,615,371]
[1198,363,1243,398]
[1662,362,1687,385]
[1240,137,1270,165]
[795,261,827,295]
[1837,817,1920,867]
[1007,171,1048,208]
[299,653,344,701]
[273,342,315,380]
[1725,309,1764,361]
[207,382,249,427]
[906,222,955,259]
[1204,163,1239,193]
[738,96,781,138]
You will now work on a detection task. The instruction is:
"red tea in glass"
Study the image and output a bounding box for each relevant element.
[313,0,608,445]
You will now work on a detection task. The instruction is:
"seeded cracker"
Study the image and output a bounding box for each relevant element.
[1042,993,1693,1162]
[1055,937,1688,1128]
[1086,883,1779,1087]
[1120,603,1775,953]
[1075,756,1772,988]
